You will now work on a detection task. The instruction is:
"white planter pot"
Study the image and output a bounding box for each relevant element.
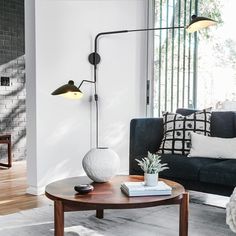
[82,147,120,182]
[144,173,158,186]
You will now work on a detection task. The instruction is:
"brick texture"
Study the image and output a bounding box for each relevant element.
[0,0,25,161]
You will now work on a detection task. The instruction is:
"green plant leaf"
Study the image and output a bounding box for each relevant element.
[135,151,169,174]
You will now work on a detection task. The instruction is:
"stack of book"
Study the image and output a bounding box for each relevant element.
[121,181,172,197]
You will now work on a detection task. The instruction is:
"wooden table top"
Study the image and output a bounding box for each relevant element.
[45,175,185,209]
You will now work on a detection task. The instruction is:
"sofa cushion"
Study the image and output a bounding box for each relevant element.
[176,108,198,116]
[176,108,236,138]
[159,109,211,155]
[211,112,236,138]
[159,154,221,181]
[188,132,236,159]
[200,160,236,186]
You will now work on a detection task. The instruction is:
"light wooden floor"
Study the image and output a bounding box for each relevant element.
[0,161,50,215]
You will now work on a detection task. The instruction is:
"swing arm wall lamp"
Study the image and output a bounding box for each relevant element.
[51,15,217,148]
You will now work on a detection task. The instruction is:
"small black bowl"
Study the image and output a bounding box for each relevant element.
[74,184,94,194]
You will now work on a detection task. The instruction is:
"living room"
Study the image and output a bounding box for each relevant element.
[1,0,236,235]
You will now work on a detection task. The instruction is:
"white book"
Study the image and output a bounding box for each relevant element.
[121,185,171,197]
[121,181,172,193]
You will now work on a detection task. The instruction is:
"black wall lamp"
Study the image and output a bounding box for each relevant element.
[52,15,217,148]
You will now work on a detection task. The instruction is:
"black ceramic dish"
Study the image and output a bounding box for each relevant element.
[74,184,94,194]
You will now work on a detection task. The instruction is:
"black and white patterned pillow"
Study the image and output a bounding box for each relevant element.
[158,109,212,155]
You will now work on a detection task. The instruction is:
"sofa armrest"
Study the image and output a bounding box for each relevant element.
[129,118,163,175]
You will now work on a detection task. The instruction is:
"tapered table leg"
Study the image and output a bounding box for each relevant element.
[96,209,104,219]
[179,192,189,236]
[55,200,64,236]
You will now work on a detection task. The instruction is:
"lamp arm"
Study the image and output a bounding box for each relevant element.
[94,30,129,63]
[78,79,96,89]
[89,25,185,149]
[94,26,185,52]
[92,26,185,68]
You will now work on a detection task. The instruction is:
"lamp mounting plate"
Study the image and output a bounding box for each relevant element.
[88,52,101,65]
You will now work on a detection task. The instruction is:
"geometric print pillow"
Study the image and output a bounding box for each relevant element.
[158,109,212,155]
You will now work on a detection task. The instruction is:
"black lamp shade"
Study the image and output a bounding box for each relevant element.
[51,80,83,99]
[186,15,217,33]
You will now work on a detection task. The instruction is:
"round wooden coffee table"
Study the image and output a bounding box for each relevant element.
[45,175,188,236]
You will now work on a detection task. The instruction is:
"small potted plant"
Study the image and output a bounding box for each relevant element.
[135,152,169,186]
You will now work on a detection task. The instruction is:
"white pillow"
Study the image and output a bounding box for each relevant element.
[188,132,236,159]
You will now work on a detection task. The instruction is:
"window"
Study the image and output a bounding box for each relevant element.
[153,0,198,117]
[197,1,234,110]
[153,0,224,116]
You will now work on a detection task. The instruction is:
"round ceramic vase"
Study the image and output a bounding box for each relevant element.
[82,147,120,182]
[144,173,158,186]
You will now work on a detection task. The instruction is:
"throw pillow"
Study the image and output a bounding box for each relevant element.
[158,109,212,155]
[188,132,236,159]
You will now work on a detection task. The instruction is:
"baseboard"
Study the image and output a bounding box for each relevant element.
[26,185,45,195]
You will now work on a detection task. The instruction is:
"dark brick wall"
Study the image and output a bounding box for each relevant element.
[0,0,24,64]
[0,0,25,162]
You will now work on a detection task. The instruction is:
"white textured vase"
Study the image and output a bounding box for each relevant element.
[144,173,158,186]
[82,147,120,182]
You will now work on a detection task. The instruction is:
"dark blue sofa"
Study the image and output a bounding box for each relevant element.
[129,109,236,196]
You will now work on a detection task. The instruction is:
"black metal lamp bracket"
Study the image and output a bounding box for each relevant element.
[88,30,130,67]
[88,52,101,65]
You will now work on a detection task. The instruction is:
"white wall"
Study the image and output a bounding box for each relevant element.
[25,0,148,194]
